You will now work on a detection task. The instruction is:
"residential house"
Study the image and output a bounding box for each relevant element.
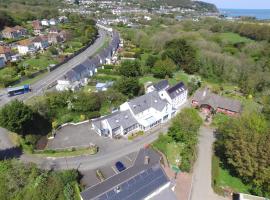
[192,88,242,115]
[49,27,59,34]
[92,110,139,138]
[0,57,5,68]
[58,16,68,23]
[0,45,12,62]
[49,18,57,26]
[56,70,80,91]
[11,54,21,62]
[92,80,188,138]
[159,82,188,109]
[17,39,36,55]
[56,58,97,91]
[41,19,49,26]
[120,91,173,132]
[32,20,42,35]
[48,33,62,44]
[2,26,27,39]
[80,148,177,200]
[146,79,170,93]
[32,36,49,50]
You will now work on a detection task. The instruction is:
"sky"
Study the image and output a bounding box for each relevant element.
[202,0,270,9]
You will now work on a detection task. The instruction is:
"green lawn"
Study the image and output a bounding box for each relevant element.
[20,56,57,70]
[166,142,183,166]
[212,155,252,195]
[14,72,49,87]
[139,71,190,86]
[219,32,252,44]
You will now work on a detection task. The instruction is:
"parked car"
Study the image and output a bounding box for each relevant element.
[115,161,126,172]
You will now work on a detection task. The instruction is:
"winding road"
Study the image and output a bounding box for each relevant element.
[0,29,109,107]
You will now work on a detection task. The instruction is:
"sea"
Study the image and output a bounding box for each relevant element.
[219,9,270,20]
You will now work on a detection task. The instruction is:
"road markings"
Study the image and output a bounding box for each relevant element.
[111,166,118,174]
[125,155,132,162]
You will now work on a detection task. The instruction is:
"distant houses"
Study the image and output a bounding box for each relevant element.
[17,39,36,55]
[0,45,12,62]
[92,80,188,138]
[56,31,121,91]
[2,26,27,39]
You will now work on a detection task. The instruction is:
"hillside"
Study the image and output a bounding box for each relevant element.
[138,0,218,12]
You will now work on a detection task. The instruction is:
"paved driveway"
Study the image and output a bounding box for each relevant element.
[190,126,228,200]
[46,122,130,154]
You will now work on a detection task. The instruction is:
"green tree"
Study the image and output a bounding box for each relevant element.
[0,100,34,135]
[145,55,158,68]
[163,39,198,74]
[118,60,141,77]
[114,77,142,98]
[72,92,101,113]
[152,58,176,78]
[216,113,270,197]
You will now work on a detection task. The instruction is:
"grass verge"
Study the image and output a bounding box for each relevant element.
[34,146,98,158]
[212,155,252,195]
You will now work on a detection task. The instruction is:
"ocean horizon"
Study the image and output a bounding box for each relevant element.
[219,9,270,20]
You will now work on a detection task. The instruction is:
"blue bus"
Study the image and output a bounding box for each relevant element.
[7,85,31,97]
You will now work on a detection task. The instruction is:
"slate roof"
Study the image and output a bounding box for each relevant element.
[63,70,78,82]
[153,80,169,91]
[128,91,168,115]
[192,88,242,113]
[72,64,87,75]
[81,58,96,71]
[80,148,171,200]
[92,110,138,131]
[166,82,186,99]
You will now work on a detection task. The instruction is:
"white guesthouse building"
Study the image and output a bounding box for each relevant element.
[92,80,188,138]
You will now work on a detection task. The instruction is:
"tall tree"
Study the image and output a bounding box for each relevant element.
[163,39,198,74]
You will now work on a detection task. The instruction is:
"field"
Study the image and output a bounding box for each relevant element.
[219,32,252,44]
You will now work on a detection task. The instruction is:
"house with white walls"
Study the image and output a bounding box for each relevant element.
[92,80,188,138]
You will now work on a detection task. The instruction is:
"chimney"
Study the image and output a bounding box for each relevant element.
[144,156,150,165]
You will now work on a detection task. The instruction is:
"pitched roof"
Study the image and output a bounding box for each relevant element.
[192,88,242,113]
[80,148,169,200]
[63,70,79,82]
[32,36,47,43]
[166,82,186,99]
[128,91,168,115]
[73,64,87,74]
[17,39,33,46]
[93,110,138,131]
[153,80,169,91]
[0,45,11,54]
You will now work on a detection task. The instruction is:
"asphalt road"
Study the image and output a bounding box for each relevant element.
[20,122,171,171]
[0,29,109,107]
[189,126,228,200]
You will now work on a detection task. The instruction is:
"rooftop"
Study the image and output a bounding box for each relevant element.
[193,88,242,113]
[80,148,172,200]
[128,91,168,115]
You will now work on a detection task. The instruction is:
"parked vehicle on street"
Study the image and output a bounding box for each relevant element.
[115,161,126,172]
